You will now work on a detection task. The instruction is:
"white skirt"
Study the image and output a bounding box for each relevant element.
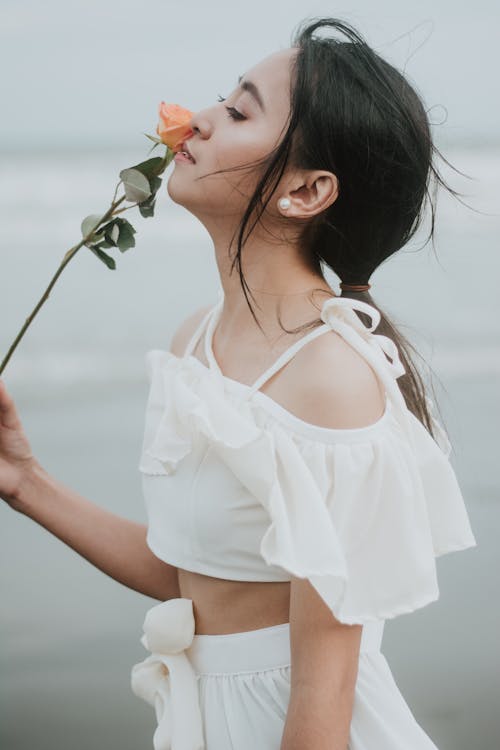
[131,598,440,750]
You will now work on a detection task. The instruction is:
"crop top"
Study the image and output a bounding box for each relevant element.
[138,288,477,625]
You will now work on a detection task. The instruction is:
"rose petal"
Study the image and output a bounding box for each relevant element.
[157,102,194,149]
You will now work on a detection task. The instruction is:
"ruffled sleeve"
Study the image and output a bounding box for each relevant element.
[254,407,477,624]
[249,297,478,623]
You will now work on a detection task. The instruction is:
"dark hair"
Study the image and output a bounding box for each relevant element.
[197,16,473,437]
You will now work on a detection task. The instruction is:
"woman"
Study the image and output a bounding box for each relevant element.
[0,16,477,750]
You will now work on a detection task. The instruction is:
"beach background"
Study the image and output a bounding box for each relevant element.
[1,2,499,749]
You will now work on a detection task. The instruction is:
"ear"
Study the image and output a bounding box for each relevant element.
[284,170,339,218]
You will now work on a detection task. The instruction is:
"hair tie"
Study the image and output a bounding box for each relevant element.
[339,282,371,292]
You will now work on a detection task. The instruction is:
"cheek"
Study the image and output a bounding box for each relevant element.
[203,134,275,205]
[214,127,274,169]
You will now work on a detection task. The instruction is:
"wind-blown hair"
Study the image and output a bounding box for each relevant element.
[198,17,471,436]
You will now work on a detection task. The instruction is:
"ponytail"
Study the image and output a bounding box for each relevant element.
[339,288,436,437]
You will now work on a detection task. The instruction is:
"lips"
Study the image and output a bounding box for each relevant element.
[180,140,196,163]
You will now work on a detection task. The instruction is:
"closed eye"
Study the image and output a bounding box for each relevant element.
[217,94,246,121]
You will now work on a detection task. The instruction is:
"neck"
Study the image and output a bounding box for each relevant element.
[214,245,334,344]
[189,206,335,343]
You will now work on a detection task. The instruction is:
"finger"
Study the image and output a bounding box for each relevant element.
[0,379,22,430]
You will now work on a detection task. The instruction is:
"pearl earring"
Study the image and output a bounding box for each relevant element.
[278,197,291,210]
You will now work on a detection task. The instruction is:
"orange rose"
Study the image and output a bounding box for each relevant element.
[156,102,194,151]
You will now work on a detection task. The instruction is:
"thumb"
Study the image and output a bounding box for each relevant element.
[0,379,22,430]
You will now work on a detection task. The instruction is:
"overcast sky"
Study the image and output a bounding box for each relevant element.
[1,0,498,151]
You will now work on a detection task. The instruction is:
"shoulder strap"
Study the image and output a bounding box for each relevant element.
[242,323,332,400]
[201,289,336,398]
[183,304,218,358]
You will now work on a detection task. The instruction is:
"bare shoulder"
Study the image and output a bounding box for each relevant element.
[168,303,213,357]
[284,329,386,430]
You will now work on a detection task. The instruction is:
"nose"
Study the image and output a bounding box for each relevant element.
[187,108,213,141]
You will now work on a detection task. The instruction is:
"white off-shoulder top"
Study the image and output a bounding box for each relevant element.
[138,289,477,625]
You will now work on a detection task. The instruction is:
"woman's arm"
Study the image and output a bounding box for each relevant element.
[12,461,180,601]
[1,305,215,600]
[280,577,362,750]
[0,305,215,599]
[279,332,384,749]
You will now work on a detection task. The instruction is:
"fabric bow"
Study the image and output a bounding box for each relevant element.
[131,598,204,750]
[319,296,417,449]
[320,297,406,380]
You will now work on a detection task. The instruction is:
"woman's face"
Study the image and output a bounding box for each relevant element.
[166,47,298,224]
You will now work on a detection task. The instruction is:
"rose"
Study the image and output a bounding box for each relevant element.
[0,102,193,376]
[156,102,194,151]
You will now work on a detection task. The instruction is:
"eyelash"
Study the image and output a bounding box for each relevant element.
[216,94,246,121]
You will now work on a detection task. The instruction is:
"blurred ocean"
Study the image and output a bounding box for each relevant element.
[0,144,499,749]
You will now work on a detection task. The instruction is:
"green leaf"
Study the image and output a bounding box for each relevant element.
[110,223,120,244]
[163,149,175,168]
[81,213,106,240]
[138,195,156,218]
[83,221,114,247]
[149,175,162,196]
[89,246,116,270]
[115,218,136,252]
[119,168,151,203]
[127,156,164,180]
[144,132,163,144]
[101,221,120,246]
[137,175,162,218]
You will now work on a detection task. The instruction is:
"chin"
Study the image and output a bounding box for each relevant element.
[166,173,205,220]
[166,170,190,207]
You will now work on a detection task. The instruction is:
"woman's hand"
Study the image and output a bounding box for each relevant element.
[0,379,37,508]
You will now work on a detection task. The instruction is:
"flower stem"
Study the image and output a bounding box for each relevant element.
[0,194,127,376]
[112,203,139,216]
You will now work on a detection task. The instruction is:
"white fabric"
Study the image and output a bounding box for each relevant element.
[138,291,476,624]
[133,291,477,749]
[132,600,442,750]
[131,598,204,750]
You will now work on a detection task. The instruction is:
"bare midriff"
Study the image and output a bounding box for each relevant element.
[177,568,291,635]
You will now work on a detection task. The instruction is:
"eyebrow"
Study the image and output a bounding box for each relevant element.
[237,74,266,112]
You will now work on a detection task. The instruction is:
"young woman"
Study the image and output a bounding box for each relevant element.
[0,16,477,750]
